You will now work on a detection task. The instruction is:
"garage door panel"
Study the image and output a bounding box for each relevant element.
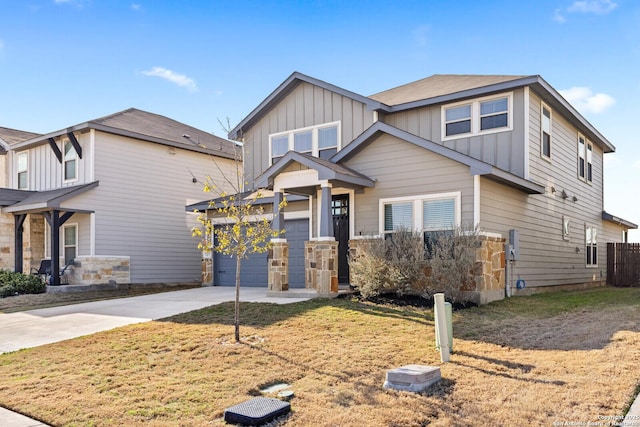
[214,218,308,288]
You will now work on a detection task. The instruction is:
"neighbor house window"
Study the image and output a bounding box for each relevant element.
[442,93,512,139]
[269,122,340,165]
[63,224,77,264]
[541,104,552,159]
[585,225,597,267]
[380,192,460,240]
[586,143,593,182]
[17,151,28,190]
[578,135,586,179]
[64,140,78,181]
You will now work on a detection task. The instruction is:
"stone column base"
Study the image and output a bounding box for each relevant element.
[268,241,289,291]
[305,240,338,294]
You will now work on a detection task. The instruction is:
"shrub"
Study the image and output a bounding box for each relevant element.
[426,224,482,304]
[349,225,482,304]
[0,270,46,298]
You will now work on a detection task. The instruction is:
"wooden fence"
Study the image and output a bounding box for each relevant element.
[607,243,640,287]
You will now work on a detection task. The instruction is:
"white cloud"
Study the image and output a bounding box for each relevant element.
[141,67,198,92]
[633,159,640,170]
[559,86,615,114]
[567,0,618,14]
[553,8,567,23]
[54,0,91,7]
[131,3,142,11]
[603,153,617,166]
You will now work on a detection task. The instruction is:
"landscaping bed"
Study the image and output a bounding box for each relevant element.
[0,287,638,426]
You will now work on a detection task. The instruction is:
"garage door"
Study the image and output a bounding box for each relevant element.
[214,218,309,288]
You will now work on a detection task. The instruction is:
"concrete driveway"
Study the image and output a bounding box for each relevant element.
[0,286,311,354]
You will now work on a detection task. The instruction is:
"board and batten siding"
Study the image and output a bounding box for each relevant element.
[381,88,527,178]
[342,133,475,235]
[61,131,236,284]
[242,82,376,188]
[9,132,93,191]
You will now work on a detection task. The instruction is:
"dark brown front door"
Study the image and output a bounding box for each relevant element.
[332,194,350,284]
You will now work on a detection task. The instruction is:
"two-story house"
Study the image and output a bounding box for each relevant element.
[0,108,238,286]
[196,72,635,304]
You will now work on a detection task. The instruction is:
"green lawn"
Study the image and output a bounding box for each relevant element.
[0,287,638,426]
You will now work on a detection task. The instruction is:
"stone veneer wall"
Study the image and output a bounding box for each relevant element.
[67,256,130,285]
[268,241,289,291]
[348,235,506,305]
[305,240,338,294]
[201,258,213,284]
[23,214,45,274]
[0,213,14,270]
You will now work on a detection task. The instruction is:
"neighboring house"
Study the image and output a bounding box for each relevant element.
[0,108,238,285]
[193,72,636,303]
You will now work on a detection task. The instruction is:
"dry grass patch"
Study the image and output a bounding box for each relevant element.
[0,287,639,426]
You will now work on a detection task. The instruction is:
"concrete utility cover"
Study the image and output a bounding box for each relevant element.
[383,364,441,392]
[223,397,290,426]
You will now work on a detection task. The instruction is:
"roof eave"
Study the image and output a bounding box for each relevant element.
[602,211,638,229]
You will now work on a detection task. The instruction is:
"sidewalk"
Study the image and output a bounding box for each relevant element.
[0,286,311,426]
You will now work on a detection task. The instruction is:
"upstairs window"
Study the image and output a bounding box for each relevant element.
[442,93,512,139]
[444,104,471,136]
[577,134,592,183]
[480,98,508,130]
[578,135,586,179]
[64,140,78,182]
[541,104,552,159]
[17,151,28,190]
[269,122,340,165]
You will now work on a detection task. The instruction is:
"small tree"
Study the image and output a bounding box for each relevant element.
[192,121,285,342]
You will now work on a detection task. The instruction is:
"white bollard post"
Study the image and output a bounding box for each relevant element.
[434,293,450,363]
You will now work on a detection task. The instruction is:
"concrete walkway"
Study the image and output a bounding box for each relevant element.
[0,286,311,426]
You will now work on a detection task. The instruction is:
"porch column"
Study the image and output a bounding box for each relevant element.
[319,182,334,240]
[14,214,27,273]
[272,190,285,237]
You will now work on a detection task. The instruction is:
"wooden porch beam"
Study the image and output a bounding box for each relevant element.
[14,214,27,273]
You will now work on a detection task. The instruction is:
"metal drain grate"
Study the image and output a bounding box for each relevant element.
[223,397,290,426]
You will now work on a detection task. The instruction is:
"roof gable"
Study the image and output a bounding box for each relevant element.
[333,122,545,195]
[0,127,42,152]
[228,72,386,140]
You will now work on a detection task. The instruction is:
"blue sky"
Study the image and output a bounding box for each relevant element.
[1,0,639,239]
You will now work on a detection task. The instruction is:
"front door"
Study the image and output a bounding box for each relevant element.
[332,194,350,284]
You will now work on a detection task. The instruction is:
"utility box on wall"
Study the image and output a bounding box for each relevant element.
[508,229,520,261]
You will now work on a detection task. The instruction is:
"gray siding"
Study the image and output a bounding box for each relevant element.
[343,133,475,234]
[61,131,237,283]
[480,177,608,289]
[382,88,527,177]
[242,82,376,188]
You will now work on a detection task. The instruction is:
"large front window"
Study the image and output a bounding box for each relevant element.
[380,192,460,237]
[269,122,340,164]
[17,151,28,189]
[442,93,512,139]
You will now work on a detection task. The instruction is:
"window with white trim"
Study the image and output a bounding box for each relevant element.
[63,223,77,264]
[585,225,597,267]
[577,134,593,183]
[442,93,512,139]
[269,122,340,165]
[380,193,460,238]
[63,140,78,182]
[17,151,28,190]
[541,104,551,159]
